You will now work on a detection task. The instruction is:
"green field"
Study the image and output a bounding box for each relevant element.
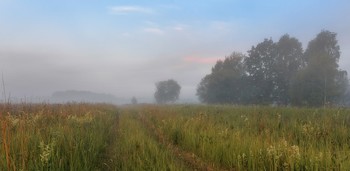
[1,104,350,170]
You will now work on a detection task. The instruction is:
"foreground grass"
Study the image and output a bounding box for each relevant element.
[0,103,118,171]
[109,107,188,171]
[2,103,349,170]
[141,105,350,170]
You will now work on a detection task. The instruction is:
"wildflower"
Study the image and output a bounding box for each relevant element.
[68,113,95,124]
[11,118,19,126]
[39,140,56,165]
[7,115,19,126]
[32,113,43,123]
[241,115,248,122]
[267,145,276,157]
[281,139,288,149]
[290,145,301,160]
[302,122,315,135]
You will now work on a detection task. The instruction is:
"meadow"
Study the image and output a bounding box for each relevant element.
[0,103,118,171]
[1,103,350,170]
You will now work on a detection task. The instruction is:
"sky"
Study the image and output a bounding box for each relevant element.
[0,0,350,103]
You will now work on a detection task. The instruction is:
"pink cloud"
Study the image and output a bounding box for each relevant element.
[184,56,221,64]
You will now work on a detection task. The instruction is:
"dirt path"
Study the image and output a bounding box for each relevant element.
[138,112,233,171]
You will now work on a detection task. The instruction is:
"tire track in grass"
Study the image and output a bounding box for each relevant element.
[108,109,189,171]
[138,112,233,171]
[98,111,120,171]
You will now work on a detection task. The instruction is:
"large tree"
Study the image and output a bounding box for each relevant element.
[244,39,277,104]
[197,31,348,106]
[290,30,348,106]
[197,52,247,104]
[273,34,304,105]
[154,79,181,104]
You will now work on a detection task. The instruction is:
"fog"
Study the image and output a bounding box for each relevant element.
[1,0,350,104]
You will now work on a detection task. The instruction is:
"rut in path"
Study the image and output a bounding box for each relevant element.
[138,113,233,171]
[98,112,120,171]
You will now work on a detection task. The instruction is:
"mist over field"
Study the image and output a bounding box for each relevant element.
[1,0,350,104]
[2,2,350,169]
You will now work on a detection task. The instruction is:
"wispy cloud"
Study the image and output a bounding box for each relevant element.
[210,21,234,32]
[173,26,184,31]
[109,6,154,14]
[143,28,164,35]
[172,24,188,31]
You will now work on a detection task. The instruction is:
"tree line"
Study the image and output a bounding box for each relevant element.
[196,30,348,106]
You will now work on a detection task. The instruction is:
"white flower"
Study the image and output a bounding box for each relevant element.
[39,140,56,164]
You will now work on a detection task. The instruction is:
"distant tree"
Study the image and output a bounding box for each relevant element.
[131,96,138,105]
[198,37,304,105]
[341,84,350,106]
[154,79,181,104]
[197,31,348,106]
[290,30,348,106]
[244,39,277,104]
[274,34,304,105]
[197,52,247,104]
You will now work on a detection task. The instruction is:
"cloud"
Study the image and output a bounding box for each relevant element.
[109,6,154,14]
[143,20,158,26]
[172,24,188,31]
[184,56,221,64]
[143,28,164,35]
[173,26,184,31]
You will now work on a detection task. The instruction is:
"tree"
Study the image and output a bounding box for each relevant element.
[197,31,347,106]
[274,34,304,105]
[341,84,350,106]
[290,30,348,106]
[245,39,277,104]
[197,52,248,104]
[154,79,181,104]
[131,96,138,105]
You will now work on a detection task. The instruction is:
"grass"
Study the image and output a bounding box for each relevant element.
[0,103,118,171]
[1,103,350,170]
[107,107,188,170]
[141,105,350,170]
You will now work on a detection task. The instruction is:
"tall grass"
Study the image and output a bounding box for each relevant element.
[0,103,118,171]
[141,105,350,170]
[109,107,188,170]
[2,103,349,170]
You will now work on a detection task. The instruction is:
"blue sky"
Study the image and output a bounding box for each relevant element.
[0,0,350,103]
